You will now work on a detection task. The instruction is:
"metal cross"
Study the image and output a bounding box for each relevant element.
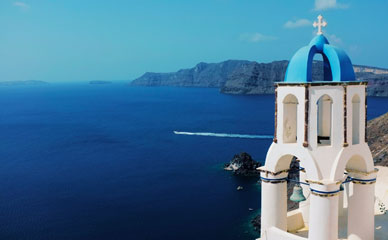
[313,15,327,35]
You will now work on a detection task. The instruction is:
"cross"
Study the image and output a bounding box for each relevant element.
[313,15,327,35]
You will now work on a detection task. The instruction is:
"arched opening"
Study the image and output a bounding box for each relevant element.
[317,94,333,145]
[352,95,361,145]
[262,148,322,238]
[311,53,333,82]
[283,94,298,143]
[273,155,310,238]
[339,155,369,239]
[312,54,324,81]
[346,154,367,172]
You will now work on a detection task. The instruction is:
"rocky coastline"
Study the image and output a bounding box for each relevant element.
[367,112,388,166]
[130,60,388,97]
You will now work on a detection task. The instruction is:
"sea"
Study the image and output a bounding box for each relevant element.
[0,83,387,240]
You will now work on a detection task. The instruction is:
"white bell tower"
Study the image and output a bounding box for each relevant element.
[258,15,376,240]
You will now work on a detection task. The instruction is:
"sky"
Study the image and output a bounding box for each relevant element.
[0,0,387,82]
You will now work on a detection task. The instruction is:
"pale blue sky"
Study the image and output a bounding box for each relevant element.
[0,0,387,82]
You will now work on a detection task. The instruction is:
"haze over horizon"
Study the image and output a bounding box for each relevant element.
[1,0,387,82]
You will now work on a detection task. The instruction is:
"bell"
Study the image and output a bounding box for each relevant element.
[290,184,306,202]
[340,184,344,191]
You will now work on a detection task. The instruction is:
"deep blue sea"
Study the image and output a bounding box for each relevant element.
[0,83,388,240]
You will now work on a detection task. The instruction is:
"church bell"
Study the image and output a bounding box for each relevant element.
[290,184,306,202]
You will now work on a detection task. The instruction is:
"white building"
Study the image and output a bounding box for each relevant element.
[258,15,376,240]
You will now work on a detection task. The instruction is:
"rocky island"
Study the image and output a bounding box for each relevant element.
[131,60,388,97]
[224,152,262,176]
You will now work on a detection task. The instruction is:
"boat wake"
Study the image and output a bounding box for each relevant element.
[173,131,273,139]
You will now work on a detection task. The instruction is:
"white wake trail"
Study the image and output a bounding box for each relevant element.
[173,131,273,139]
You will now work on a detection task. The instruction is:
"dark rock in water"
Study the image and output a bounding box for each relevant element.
[89,80,112,84]
[224,152,261,176]
[251,214,261,233]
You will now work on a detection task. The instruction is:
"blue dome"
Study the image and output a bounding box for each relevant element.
[284,35,355,83]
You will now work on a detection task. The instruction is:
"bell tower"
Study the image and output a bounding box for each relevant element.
[258,15,376,240]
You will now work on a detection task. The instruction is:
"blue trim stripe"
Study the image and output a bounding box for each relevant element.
[287,178,309,186]
[260,177,288,182]
[310,188,340,195]
[351,178,376,182]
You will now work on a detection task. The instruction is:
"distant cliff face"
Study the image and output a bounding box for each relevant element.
[220,61,288,94]
[131,60,250,88]
[362,74,388,97]
[130,60,388,97]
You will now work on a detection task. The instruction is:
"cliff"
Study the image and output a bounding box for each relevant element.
[130,60,388,97]
[131,60,250,88]
[368,112,388,165]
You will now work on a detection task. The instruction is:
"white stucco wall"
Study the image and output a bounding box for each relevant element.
[263,227,307,240]
[277,86,306,146]
[275,84,370,181]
